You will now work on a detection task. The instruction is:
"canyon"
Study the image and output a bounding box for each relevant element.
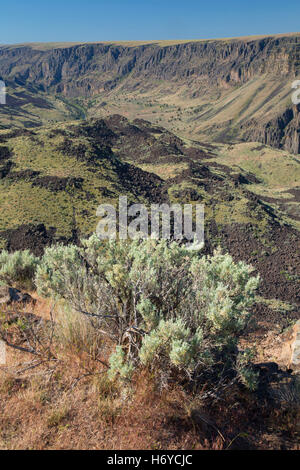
[0,33,299,153]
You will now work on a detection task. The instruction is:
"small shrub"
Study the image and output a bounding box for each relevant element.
[0,249,40,290]
[236,349,259,391]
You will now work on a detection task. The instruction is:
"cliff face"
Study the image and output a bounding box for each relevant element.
[1,37,299,94]
[241,105,300,153]
[0,35,300,151]
[284,106,300,153]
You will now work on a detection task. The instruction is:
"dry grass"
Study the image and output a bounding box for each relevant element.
[0,296,299,450]
[8,32,300,51]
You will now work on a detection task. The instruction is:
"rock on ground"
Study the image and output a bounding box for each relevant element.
[0,285,33,306]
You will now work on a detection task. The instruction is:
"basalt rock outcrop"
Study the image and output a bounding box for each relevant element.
[0,37,299,95]
[241,104,300,153]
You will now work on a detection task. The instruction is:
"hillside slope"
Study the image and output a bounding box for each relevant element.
[0,34,300,152]
[0,116,299,322]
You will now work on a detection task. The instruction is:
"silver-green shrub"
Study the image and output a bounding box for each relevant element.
[0,249,40,290]
[36,236,260,391]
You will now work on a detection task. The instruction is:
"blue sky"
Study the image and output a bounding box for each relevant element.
[1,0,300,44]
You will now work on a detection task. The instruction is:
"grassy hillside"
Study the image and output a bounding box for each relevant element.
[0,122,147,243]
[1,115,299,239]
[0,116,299,321]
[210,141,300,230]
[0,82,85,129]
[79,74,297,147]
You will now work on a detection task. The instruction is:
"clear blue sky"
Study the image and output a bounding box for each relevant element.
[1,0,300,44]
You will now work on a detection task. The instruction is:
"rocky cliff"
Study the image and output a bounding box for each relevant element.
[0,34,300,151]
[241,104,300,154]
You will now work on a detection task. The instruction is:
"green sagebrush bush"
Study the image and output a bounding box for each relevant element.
[36,236,260,392]
[0,249,40,290]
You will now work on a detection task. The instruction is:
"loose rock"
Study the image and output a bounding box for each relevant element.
[0,286,33,306]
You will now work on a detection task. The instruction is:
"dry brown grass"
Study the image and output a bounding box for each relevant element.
[0,359,225,450]
[0,296,299,450]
